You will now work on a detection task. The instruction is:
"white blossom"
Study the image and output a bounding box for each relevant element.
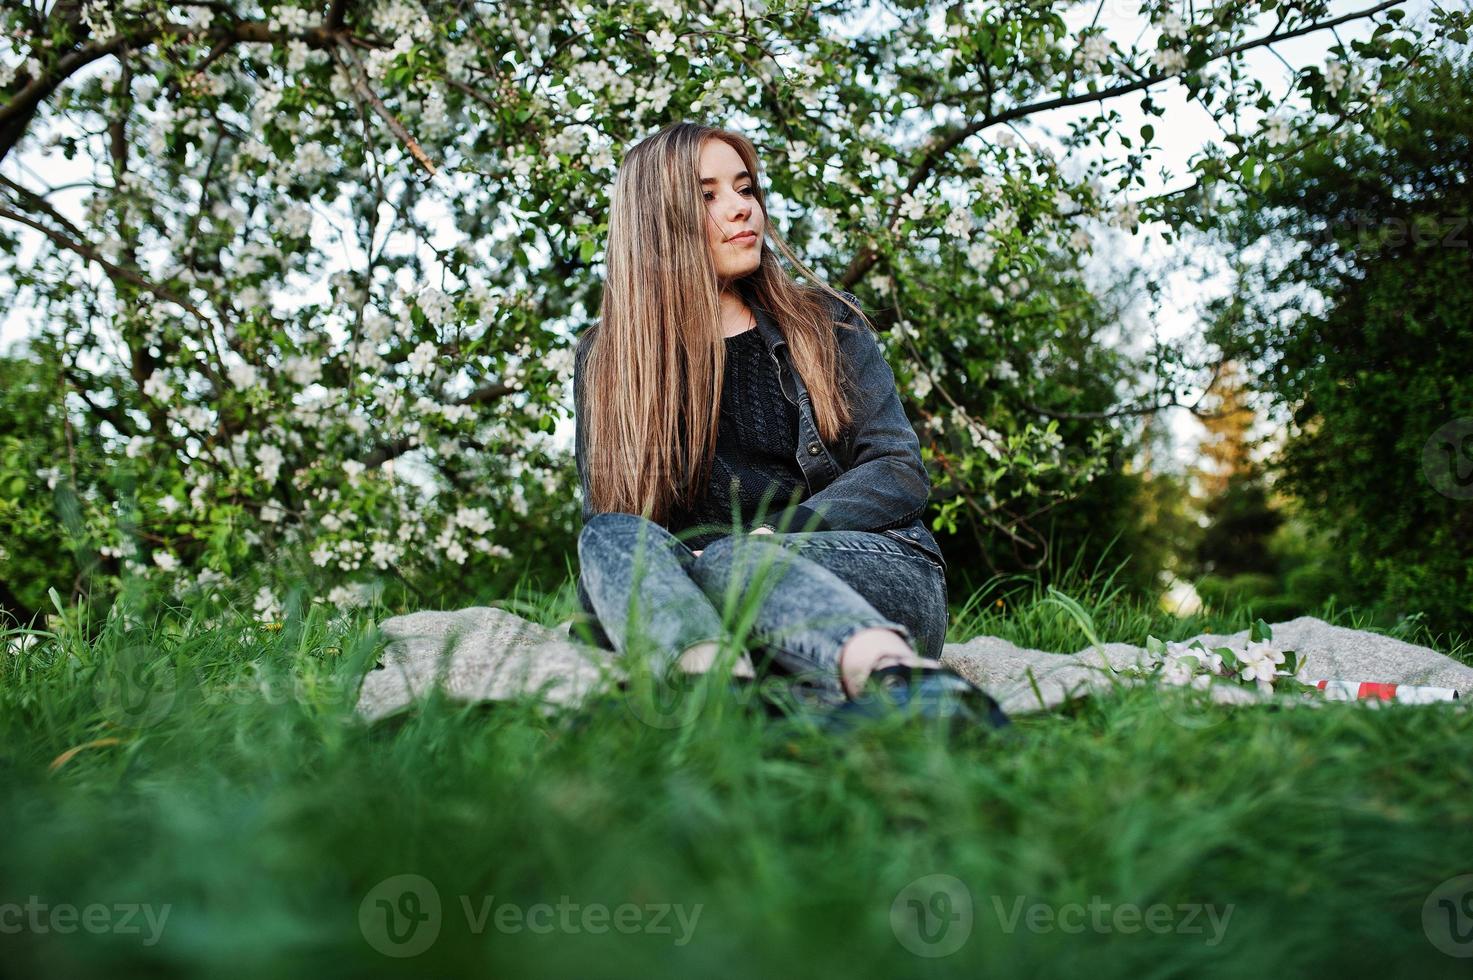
[284,354,322,386]
[254,586,282,622]
[1324,58,1365,98]
[327,584,366,608]
[1160,656,1196,686]
[1073,33,1112,74]
[228,360,261,390]
[1238,640,1286,690]
[966,239,996,271]
[143,372,175,402]
[942,205,974,237]
[1151,48,1187,76]
[370,540,400,569]
[280,203,313,238]
[454,506,494,534]
[1262,111,1293,147]
[898,192,927,222]
[256,443,285,483]
[1158,12,1188,41]
[647,28,678,58]
[268,6,313,32]
[1109,199,1140,231]
[408,341,438,376]
[363,308,394,343]
[417,287,452,327]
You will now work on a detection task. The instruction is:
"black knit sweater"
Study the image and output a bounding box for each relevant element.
[665,326,808,551]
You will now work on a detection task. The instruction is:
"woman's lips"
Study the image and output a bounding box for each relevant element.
[728,232,757,244]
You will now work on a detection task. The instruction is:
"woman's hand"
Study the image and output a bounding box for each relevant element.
[692,525,772,558]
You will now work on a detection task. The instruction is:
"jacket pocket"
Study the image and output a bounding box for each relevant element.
[879,527,946,572]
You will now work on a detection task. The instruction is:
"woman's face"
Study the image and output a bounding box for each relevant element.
[699,139,764,288]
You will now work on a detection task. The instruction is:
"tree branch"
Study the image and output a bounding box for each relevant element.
[0,15,377,165]
[840,0,1409,288]
[0,205,218,328]
[336,39,440,178]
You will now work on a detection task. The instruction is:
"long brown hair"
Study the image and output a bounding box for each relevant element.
[578,121,870,525]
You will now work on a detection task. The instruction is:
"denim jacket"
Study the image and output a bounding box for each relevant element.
[573,286,946,575]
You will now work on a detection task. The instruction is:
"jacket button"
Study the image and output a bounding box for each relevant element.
[807,442,821,455]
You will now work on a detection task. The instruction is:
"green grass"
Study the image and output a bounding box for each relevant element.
[2,554,1471,978]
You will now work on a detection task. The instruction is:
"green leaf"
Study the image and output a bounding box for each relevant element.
[1141,124,1154,142]
[1251,618,1272,643]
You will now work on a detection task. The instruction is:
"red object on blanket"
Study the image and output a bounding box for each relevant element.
[1314,679,1461,703]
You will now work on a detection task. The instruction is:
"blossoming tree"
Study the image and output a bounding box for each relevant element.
[0,0,1459,620]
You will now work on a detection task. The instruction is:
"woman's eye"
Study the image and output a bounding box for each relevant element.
[704,187,755,200]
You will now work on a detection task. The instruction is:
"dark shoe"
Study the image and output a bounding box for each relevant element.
[821,662,1011,734]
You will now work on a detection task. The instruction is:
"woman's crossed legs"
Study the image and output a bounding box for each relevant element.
[576,512,949,703]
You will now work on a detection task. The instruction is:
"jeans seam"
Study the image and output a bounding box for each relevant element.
[782,535,937,568]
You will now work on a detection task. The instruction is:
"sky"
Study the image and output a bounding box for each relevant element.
[0,0,1426,479]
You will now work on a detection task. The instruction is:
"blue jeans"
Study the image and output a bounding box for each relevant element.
[574,512,949,699]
